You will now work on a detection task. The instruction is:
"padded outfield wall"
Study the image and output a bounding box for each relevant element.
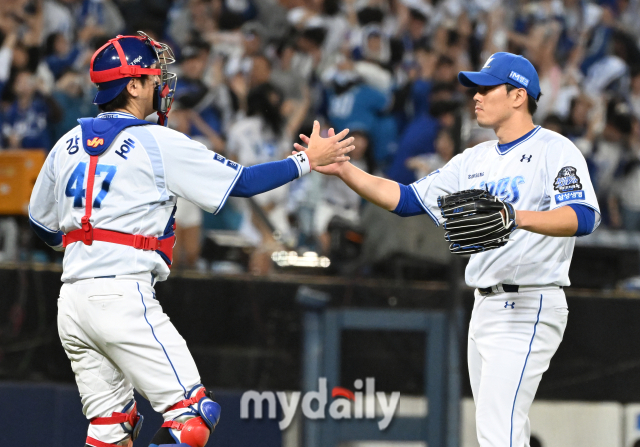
[2,265,640,445]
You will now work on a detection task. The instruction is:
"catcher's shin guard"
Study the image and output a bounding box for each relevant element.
[155,385,221,447]
[162,417,211,447]
[85,400,143,447]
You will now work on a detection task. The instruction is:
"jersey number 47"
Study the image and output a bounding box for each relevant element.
[65,161,118,209]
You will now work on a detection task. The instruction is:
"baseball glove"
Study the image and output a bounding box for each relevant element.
[437,189,517,255]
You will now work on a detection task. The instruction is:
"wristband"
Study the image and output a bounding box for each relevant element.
[288,153,311,178]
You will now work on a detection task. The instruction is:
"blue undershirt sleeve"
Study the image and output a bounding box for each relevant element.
[392,184,428,217]
[230,158,299,198]
[29,215,63,248]
[568,203,596,236]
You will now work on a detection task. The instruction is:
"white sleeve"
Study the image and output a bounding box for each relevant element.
[29,146,63,248]
[546,138,601,227]
[409,153,463,226]
[159,130,243,214]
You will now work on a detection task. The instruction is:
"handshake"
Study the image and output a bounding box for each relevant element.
[295,124,515,257]
[293,121,355,172]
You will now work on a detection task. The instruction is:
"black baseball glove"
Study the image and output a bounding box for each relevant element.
[437,189,517,255]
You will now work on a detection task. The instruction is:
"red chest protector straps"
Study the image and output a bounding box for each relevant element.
[62,155,176,266]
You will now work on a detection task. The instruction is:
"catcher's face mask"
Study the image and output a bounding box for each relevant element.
[141,31,177,126]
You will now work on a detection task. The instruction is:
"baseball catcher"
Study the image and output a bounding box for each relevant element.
[28,31,354,447]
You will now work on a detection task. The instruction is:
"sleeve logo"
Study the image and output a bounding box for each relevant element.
[226,160,240,170]
[555,190,585,203]
[214,153,226,164]
[553,166,582,192]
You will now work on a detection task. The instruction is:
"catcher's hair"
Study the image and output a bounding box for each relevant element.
[504,83,539,116]
[98,75,150,113]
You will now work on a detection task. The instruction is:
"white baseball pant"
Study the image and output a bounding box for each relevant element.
[57,275,201,444]
[468,287,568,447]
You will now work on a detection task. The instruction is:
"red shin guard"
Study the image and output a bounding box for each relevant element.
[162,417,210,447]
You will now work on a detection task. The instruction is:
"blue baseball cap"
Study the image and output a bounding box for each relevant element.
[458,52,541,100]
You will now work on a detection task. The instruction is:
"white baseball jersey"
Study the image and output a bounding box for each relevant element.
[29,112,243,282]
[411,126,601,288]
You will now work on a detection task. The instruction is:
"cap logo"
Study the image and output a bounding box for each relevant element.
[482,56,495,69]
[132,55,142,64]
[508,71,530,87]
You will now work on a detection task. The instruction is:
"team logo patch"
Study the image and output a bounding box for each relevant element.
[214,153,226,164]
[553,166,582,193]
[508,71,530,87]
[87,137,104,148]
[226,160,240,170]
[556,191,585,203]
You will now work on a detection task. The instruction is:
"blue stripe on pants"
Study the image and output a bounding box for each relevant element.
[510,294,543,446]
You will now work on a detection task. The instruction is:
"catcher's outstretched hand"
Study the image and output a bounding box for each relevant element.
[438,189,517,255]
[294,127,350,175]
[296,121,354,169]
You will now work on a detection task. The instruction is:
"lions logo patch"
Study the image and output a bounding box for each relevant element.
[553,166,582,193]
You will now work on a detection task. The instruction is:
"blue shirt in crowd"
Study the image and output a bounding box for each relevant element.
[386,113,439,185]
[3,96,51,149]
[327,84,397,163]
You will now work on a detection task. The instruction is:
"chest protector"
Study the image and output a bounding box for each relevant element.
[62,116,176,266]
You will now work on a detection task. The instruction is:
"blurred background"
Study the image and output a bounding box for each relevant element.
[2,0,640,446]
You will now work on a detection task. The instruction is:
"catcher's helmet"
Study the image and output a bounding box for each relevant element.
[90,32,177,125]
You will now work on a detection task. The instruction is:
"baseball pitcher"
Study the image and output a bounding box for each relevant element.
[297,52,600,447]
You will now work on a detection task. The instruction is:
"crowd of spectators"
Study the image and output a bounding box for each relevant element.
[2,0,640,272]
